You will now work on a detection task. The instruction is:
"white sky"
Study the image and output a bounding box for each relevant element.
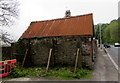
[1,0,119,40]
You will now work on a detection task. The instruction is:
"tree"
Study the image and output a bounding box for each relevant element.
[95,19,119,44]
[102,20,118,44]
[0,0,19,26]
[0,0,19,45]
[94,25,99,39]
[0,30,14,46]
[103,27,111,43]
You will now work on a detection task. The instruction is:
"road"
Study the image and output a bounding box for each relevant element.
[106,45,119,65]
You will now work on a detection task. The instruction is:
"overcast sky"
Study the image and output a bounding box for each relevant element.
[1,0,119,40]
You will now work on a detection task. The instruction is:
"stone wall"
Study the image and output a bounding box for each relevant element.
[2,47,11,60]
[30,38,51,66]
[29,36,82,67]
[53,36,82,67]
[12,39,32,66]
[12,35,96,69]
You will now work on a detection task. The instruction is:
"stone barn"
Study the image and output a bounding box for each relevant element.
[12,13,97,69]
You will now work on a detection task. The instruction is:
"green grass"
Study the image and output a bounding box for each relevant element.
[9,64,92,79]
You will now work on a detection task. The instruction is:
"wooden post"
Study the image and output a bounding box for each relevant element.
[22,49,28,67]
[74,48,80,73]
[46,48,53,73]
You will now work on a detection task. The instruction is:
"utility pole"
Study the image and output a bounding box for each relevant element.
[99,24,102,49]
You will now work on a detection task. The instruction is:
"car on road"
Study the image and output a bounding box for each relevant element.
[114,43,120,47]
[104,42,111,48]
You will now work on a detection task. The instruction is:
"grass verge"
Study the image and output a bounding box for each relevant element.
[9,64,92,79]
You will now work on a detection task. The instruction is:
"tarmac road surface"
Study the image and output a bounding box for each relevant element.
[106,45,119,65]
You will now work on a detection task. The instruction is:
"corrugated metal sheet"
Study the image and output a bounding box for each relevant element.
[21,13,94,38]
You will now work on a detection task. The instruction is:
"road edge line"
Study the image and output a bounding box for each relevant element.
[104,48,118,70]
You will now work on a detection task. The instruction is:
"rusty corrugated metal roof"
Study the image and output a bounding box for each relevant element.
[21,13,94,38]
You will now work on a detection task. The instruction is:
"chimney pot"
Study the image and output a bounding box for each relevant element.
[65,10,71,17]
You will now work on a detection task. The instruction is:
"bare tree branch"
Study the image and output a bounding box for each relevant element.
[0,0,19,26]
[0,30,14,46]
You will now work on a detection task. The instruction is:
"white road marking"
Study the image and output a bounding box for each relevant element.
[105,49,118,70]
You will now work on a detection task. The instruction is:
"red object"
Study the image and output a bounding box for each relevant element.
[20,13,94,38]
[0,59,17,77]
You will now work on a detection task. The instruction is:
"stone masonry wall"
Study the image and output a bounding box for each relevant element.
[53,36,82,67]
[30,38,51,66]
[12,35,95,68]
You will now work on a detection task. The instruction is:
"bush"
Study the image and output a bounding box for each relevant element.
[10,68,28,78]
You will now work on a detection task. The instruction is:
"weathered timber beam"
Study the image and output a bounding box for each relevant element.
[46,48,53,73]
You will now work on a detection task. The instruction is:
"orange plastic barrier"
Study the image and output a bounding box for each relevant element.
[0,59,17,77]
